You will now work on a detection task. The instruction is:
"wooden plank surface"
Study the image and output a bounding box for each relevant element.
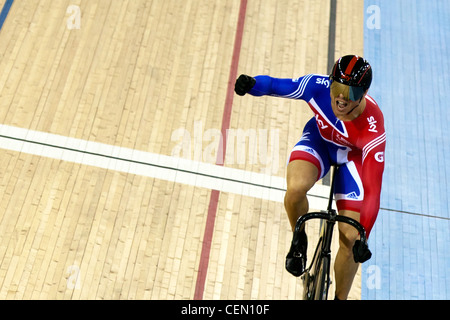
[0,0,365,300]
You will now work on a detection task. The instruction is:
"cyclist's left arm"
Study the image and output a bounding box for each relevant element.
[359,131,386,238]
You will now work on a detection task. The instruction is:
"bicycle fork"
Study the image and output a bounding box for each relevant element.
[321,209,336,256]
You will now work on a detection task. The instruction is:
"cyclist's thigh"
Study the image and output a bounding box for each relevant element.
[334,161,363,213]
[287,117,331,187]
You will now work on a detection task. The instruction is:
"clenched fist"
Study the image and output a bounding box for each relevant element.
[234,74,256,96]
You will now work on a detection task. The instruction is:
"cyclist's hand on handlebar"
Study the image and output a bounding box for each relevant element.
[352,240,372,263]
[235,74,256,96]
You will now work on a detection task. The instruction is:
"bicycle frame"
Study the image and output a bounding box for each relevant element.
[295,166,369,300]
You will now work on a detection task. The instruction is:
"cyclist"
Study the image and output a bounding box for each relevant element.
[235,55,385,300]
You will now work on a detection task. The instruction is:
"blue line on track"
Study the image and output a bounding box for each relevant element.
[0,0,14,31]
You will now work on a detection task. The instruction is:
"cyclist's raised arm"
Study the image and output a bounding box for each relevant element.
[235,74,318,99]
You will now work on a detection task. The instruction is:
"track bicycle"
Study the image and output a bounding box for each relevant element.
[289,165,372,300]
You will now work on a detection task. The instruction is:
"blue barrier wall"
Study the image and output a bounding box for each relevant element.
[362,0,450,299]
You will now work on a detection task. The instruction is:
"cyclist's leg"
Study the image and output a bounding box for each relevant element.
[285,118,330,277]
[333,162,364,300]
[335,209,360,300]
[285,160,317,231]
[284,118,330,231]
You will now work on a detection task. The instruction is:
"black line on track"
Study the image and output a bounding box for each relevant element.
[2,133,448,221]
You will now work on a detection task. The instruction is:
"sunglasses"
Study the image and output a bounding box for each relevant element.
[348,85,366,102]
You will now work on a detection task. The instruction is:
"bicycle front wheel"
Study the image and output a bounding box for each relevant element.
[312,255,330,300]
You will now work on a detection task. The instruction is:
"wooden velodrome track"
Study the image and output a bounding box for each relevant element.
[0,0,364,299]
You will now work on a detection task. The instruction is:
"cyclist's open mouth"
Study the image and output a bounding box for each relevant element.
[336,100,348,112]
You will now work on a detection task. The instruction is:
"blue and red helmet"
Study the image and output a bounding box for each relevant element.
[330,55,372,101]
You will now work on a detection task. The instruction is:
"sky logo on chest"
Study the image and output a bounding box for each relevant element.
[311,95,347,136]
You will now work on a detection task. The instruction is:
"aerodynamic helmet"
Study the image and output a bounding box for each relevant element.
[330,55,372,101]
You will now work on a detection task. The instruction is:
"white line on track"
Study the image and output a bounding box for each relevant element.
[0,124,331,208]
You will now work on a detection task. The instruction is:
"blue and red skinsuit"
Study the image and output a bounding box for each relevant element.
[249,74,386,237]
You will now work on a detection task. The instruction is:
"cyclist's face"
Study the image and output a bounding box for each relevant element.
[330,92,364,119]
